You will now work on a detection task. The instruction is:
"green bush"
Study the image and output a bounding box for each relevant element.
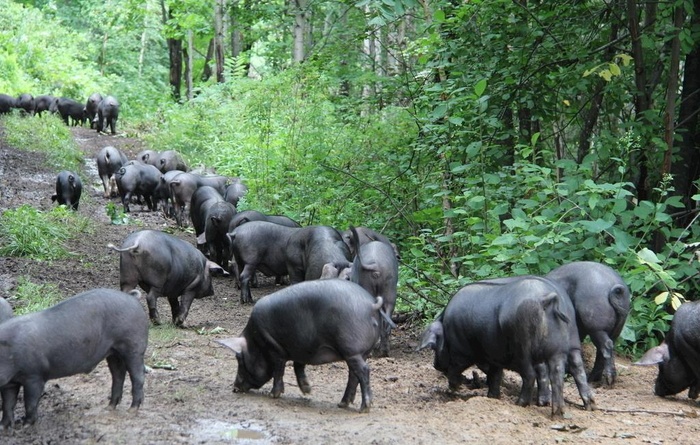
[0,204,91,260]
[145,65,417,228]
[2,114,83,171]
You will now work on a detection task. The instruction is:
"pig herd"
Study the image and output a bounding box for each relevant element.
[1,140,699,430]
[0,92,120,134]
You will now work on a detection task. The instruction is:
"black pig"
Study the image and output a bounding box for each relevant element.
[546,261,630,385]
[420,276,589,417]
[108,229,223,326]
[0,288,148,428]
[96,95,120,134]
[96,145,129,198]
[216,279,383,413]
[228,221,300,304]
[51,170,82,210]
[636,301,700,400]
[84,92,103,129]
[33,95,54,116]
[0,94,15,114]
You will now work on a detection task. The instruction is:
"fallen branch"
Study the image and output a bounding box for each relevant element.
[597,406,698,417]
[565,398,698,417]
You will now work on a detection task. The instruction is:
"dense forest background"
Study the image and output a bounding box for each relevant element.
[1,0,698,357]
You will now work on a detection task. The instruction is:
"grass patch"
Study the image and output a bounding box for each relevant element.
[1,114,84,171]
[0,204,92,260]
[148,323,182,345]
[9,276,64,315]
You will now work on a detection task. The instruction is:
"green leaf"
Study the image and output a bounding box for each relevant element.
[578,219,613,233]
[474,78,487,97]
[433,9,446,23]
[410,247,426,258]
[637,248,661,267]
[608,62,621,76]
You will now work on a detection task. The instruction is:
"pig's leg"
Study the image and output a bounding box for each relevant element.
[293,362,311,394]
[125,355,146,409]
[567,349,596,410]
[146,290,161,325]
[1,384,20,428]
[376,319,390,358]
[346,356,371,413]
[270,359,286,398]
[339,368,359,408]
[175,291,198,327]
[535,362,551,406]
[239,264,257,304]
[106,355,127,408]
[168,296,182,326]
[516,363,536,407]
[547,354,566,418]
[22,378,46,425]
[589,331,615,385]
[486,367,504,399]
[122,191,132,213]
[100,174,110,198]
[109,176,118,197]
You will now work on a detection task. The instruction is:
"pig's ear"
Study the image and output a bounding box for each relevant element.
[634,342,670,366]
[206,260,229,277]
[216,337,247,355]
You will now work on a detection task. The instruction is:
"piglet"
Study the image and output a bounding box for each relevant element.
[51,170,82,210]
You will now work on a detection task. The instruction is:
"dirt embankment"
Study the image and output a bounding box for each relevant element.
[0,126,698,444]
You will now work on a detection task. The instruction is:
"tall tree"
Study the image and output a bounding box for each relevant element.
[161,0,183,100]
[671,0,700,226]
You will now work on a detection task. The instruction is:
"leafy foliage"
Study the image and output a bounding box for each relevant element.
[106,202,132,225]
[145,65,417,228]
[0,205,91,260]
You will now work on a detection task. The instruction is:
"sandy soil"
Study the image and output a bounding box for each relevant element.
[0,124,699,445]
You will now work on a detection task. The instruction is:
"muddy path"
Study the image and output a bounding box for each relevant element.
[0,125,698,444]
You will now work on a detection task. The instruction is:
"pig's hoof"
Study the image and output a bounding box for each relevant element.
[300,384,312,395]
[151,318,161,326]
[337,401,350,409]
[358,404,371,414]
[584,398,597,411]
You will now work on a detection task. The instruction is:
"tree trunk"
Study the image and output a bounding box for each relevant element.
[661,6,685,175]
[671,0,700,227]
[291,0,308,63]
[185,30,193,100]
[627,0,653,200]
[577,7,619,164]
[202,39,214,82]
[214,0,226,83]
[161,0,182,101]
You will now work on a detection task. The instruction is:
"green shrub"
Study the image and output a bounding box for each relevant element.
[0,204,91,260]
[2,114,83,171]
[9,277,64,315]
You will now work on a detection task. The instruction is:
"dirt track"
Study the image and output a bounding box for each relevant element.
[0,125,699,444]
